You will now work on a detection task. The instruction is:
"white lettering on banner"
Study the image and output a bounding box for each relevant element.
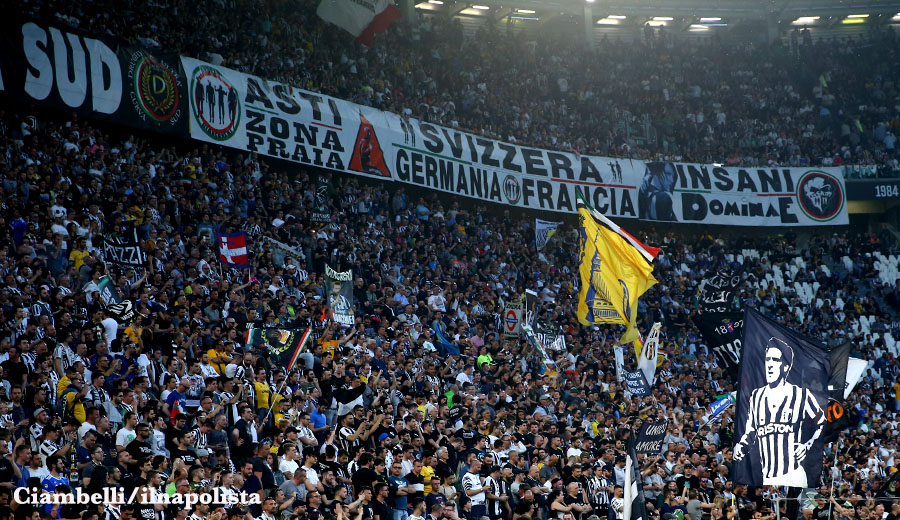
[179,55,849,226]
[22,23,121,113]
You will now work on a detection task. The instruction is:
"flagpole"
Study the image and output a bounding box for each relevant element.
[826,438,842,519]
[260,376,290,428]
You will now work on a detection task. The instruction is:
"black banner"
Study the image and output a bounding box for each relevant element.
[823,341,855,443]
[733,309,828,487]
[827,342,851,401]
[106,300,136,323]
[692,312,743,381]
[0,19,187,133]
[102,237,146,267]
[310,176,332,224]
[624,370,651,397]
[698,269,742,314]
[845,179,900,201]
[634,420,668,454]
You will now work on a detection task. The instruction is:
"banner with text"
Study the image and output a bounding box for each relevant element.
[0,19,187,134]
[179,58,847,227]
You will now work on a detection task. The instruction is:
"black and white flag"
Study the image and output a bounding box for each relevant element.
[733,309,828,487]
[102,224,146,267]
[623,442,647,520]
[535,219,561,251]
[692,312,743,381]
[698,269,742,314]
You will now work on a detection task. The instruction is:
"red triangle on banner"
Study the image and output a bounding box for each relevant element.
[349,114,391,177]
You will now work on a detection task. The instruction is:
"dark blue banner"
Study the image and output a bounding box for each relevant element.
[733,309,829,487]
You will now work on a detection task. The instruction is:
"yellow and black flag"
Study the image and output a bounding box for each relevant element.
[576,188,659,344]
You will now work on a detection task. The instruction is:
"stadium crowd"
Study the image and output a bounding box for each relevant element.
[1,102,900,520]
[11,0,900,173]
[2,2,900,520]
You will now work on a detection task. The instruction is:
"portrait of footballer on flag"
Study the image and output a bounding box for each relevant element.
[733,309,829,488]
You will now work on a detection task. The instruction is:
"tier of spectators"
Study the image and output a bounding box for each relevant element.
[1,103,900,520]
[10,0,900,172]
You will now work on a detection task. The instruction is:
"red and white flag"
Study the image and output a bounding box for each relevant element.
[317,0,401,47]
[217,232,250,268]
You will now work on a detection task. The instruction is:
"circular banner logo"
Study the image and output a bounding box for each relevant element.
[503,175,521,204]
[190,66,240,141]
[133,56,180,123]
[505,310,518,331]
[796,170,844,222]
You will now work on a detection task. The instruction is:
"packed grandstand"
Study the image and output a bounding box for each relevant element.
[1,3,900,520]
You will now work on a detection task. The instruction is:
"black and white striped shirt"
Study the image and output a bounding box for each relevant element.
[191,427,208,451]
[461,471,485,505]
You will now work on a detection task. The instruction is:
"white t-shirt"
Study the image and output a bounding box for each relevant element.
[116,427,136,448]
[427,293,447,312]
[101,317,118,343]
[280,458,300,477]
[304,465,320,486]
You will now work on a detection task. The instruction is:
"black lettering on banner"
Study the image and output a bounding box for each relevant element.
[293,122,317,145]
[245,77,273,108]
[247,133,264,152]
[411,152,424,184]
[439,160,453,190]
[246,110,265,134]
[425,155,438,188]
[556,186,573,212]
[322,130,344,151]
[420,124,442,153]
[299,92,322,121]
[476,138,500,168]
[273,84,300,114]
[522,148,547,176]
[456,166,468,193]
[270,117,289,139]
[522,178,536,205]
[441,128,464,159]
[547,152,573,180]
[758,169,782,193]
[712,167,733,190]
[736,170,757,191]
[497,143,521,172]
[268,137,287,158]
[686,165,711,190]
[779,197,798,223]
[580,157,603,183]
[327,98,342,126]
[537,181,552,208]
[489,173,501,202]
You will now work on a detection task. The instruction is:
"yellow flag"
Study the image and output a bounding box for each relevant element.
[576,189,659,344]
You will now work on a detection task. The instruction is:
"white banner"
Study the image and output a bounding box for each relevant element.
[844,357,868,399]
[503,301,523,338]
[180,57,848,227]
[614,345,625,382]
[638,323,661,385]
[535,219,561,250]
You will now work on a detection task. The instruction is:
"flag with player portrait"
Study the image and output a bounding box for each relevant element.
[733,309,829,487]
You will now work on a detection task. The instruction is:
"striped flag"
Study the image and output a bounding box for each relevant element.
[623,443,647,520]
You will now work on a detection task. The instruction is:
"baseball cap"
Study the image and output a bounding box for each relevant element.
[33,408,47,418]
